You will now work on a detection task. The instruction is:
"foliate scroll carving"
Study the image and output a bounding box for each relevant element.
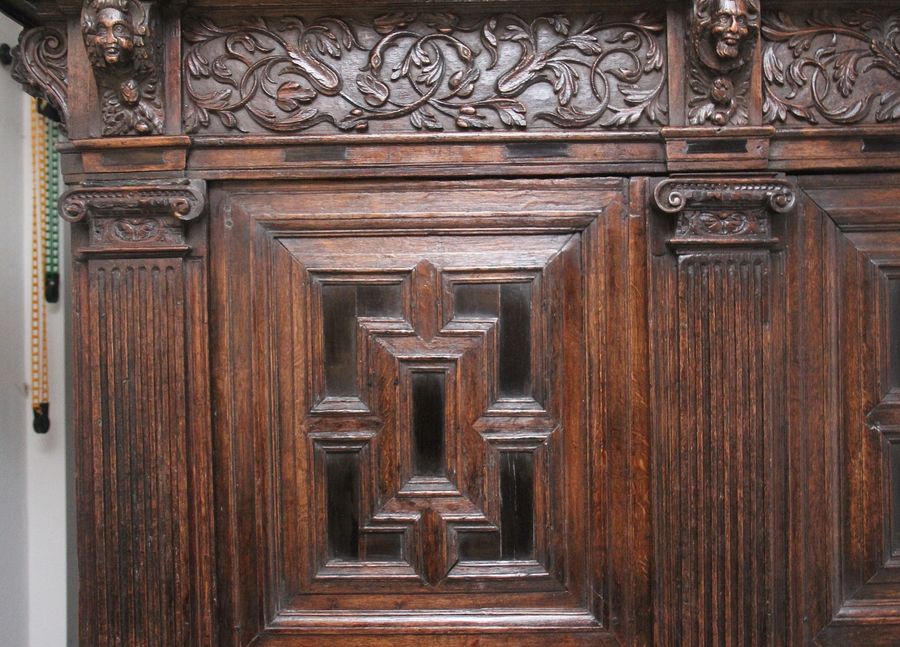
[654,177,796,244]
[10,27,69,130]
[688,0,760,126]
[182,10,667,134]
[762,10,900,125]
[82,0,164,135]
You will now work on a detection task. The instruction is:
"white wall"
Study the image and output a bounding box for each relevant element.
[0,11,70,647]
[0,12,31,647]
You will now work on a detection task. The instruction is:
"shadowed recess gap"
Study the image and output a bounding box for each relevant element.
[892,441,900,556]
[454,281,532,397]
[321,282,402,397]
[457,529,502,562]
[890,278,900,390]
[363,531,404,562]
[326,452,360,560]
[500,452,535,560]
[411,371,446,477]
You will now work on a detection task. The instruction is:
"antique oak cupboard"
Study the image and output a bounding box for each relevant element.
[6,0,900,644]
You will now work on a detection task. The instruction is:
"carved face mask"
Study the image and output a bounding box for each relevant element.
[711,0,750,59]
[91,7,135,65]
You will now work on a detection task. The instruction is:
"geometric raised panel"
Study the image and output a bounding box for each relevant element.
[798,175,900,645]
[289,236,569,589]
[210,177,649,645]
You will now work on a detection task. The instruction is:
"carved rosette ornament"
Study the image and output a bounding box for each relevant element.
[10,26,69,130]
[654,177,796,245]
[60,180,206,254]
[82,0,164,135]
[688,0,760,126]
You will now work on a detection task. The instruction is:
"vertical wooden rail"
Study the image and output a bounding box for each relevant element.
[651,177,796,646]
[60,181,215,646]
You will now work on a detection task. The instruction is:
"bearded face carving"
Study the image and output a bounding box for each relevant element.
[82,0,163,135]
[688,0,759,126]
[711,0,751,60]
[693,0,759,71]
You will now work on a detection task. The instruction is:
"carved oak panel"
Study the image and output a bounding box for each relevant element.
[209,177,650,645]
[182,8,667,135]
[763,8,900,126]
[65,181,215,646]
[650,176,795,646]
[796,176,900,645]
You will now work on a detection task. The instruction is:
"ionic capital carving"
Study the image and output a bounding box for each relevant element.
[61,179,205,223]
[60,179,205,255]
[654,176,796,246]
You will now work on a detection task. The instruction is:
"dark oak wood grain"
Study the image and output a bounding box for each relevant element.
[6,0,900,644]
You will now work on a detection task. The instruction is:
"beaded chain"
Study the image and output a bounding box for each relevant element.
[29,99,60,434]
[44,118,60,304]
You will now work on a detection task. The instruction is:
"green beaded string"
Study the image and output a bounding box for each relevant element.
[43,117,60,303]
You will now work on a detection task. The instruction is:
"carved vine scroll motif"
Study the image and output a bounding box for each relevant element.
[182,10,667,134]
[687,0,761,126]
[762,9,900,126]
[11,27,69,131]
[82,0,164,136]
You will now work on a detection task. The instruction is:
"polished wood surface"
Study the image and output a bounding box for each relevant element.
[6,0,900,644]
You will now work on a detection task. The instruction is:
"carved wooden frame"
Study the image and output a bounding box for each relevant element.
[5,1,900,645]
[788,175,900,645]
[205,177,652,646]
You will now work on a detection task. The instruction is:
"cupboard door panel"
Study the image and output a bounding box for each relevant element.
[210,178,651,645]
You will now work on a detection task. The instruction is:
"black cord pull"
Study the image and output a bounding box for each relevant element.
[33,402,50,434]
[45,272,59,303]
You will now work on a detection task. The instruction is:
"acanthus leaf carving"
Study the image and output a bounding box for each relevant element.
[82,0,164,136]
[10,26,69,131]
[182,11,667,135]
[762,9,900,126]
[687,0,760,127]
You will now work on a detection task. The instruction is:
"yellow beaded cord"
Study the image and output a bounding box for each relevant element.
[30,98,50,433]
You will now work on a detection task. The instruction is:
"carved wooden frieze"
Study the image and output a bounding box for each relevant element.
[762,9,900,126]
[182,9,667,135]
[10,26,69,130]
[688,0,760,126]
[82,0,164,136]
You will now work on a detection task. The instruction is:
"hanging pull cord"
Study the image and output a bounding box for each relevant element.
[44,118,60,304]
[30,99,50,434]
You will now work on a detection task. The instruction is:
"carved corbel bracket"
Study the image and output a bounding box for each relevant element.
[687,0,760,126]
[10,26,69,130]
[82,0,164,136]
[60,179,206,255]
[654,176,796,246]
